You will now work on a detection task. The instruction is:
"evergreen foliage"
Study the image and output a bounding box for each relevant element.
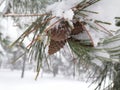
[0,0,120,90]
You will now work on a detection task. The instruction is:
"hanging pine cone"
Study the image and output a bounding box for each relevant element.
[71,20,84,35]
[48,20,71,41]
[48,39,66,55]
[48,19,85,55]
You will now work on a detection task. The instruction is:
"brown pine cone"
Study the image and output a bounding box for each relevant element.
[71,20,84,35]
[48,39,66,55]
[48,20,71,41]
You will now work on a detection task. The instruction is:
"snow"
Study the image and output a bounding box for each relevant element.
[46,0,120,47]
[0,17,20,42]
[63,9,74,20]
[88,0,120,31]
[0,17,31,47]
[46,0,81,20]
[0,0,120,90]
[71,0,120,46]
[0,69,96,90]
[72,31,89,40]
[1,0,120,47]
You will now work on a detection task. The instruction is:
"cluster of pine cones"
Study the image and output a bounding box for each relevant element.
[47,19,85,55]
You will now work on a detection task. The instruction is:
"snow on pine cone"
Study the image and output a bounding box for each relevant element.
[48,19,85,55]
[48,20,71,41]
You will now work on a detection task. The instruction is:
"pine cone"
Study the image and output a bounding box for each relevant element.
[48,39,66,55]
[49,20,71,41]
[71,21,84,35]
[48,20,86,55]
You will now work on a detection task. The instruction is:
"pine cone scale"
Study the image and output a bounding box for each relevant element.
[48,40,66,55]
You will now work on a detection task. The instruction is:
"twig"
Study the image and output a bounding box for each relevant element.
[9,16,44,47]
[26,16,56,48]
[26,35,40,48]
[44,18,62,33]
[35,65,41,80]
[95,20,111,25]
[73,0,100,12]
[11,52,26,64]
[3,13,49,17]
[95,21,113,35]
[80,22,95,47]
[24,16,56,38]
[81,10,98,14]
[115,17,120,19]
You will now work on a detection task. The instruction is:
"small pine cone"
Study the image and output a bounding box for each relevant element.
[49,20,71,41]
[71,20,84,35]
[48,39,66,55]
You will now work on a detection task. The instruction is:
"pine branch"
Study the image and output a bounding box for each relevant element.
[94,21,113,35]
[74,0,101,12]
[3,13,50,17]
